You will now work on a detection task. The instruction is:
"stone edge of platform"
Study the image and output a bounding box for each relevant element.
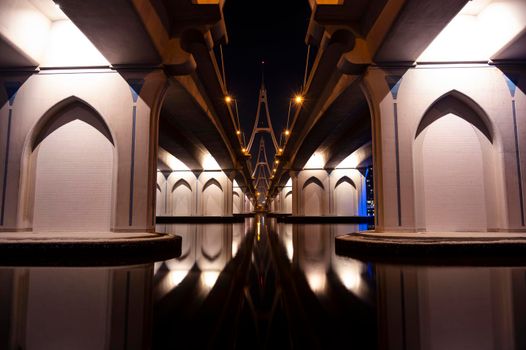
[335,233,526,266]
[0,233,181,267]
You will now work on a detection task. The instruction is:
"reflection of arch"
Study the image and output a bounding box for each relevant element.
[335,176,356,189]
[415,90,493,143]
[302,176,324,190]
[172,179,192,193]
[202,178,223,192]
[31,96,114,150]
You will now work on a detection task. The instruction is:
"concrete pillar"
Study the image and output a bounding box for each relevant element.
[363,66,526,232]
[290,171,299,215]
[0,69,167,234]
[224,171,235,216]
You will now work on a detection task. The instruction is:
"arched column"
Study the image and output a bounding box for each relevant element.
[363,66,521,233]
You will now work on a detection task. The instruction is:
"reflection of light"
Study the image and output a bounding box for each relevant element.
[200,271,220,290]
[285,239,294,261]
[334,258,368,300]
[418,0,526,62]
[257,221,261,241]
[306,272,326,294]
[340,270,361,291]
[153,262,163,275]
[168,270,189,288]
[232,241,239,256]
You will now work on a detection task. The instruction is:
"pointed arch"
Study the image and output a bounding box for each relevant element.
[302,176,324,190]
[415,90,493,143]
[203,178,223,192]
[26,96,115,232]
[172,179,192,193]
[233,191,240,198]
[335,176,356,189]
[31,96,114,151]
[285,191,292,198]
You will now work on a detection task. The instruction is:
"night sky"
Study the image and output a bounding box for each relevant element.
[221,0,311,161]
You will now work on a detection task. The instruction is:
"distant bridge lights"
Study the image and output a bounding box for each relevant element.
[294,95,304,105]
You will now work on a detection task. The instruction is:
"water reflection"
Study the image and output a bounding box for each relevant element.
[0,265,153,350]
[154,223,247,300]
[376,265,526,350]
[272,222,374,303]
[4,220,526,349]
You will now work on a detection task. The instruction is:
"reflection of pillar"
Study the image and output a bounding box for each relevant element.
[5,265,153,350]
[376,265,518,350]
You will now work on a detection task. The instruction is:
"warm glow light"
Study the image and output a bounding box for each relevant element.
[200,271,220,290]
[285,239,294,261]
[159,147,190,171]
[284,130,290,136]
[306,271,326,294]
[202,153,221,170]
[278,148,283,153]
[236,130,241,135]
[42,19,110,67]
[336,153,359,169]
[304,152,326,169]
[225,95,232,103]
[275,160,279,164]
[334,258,368,300]
[168,270,189,288]
[418,0,526,62]
[294,95,304,104]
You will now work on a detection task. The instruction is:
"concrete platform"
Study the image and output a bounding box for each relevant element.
[276,215,374,224]
[156,215,250,224]
[0,232,181,266]
[335,231,526,266]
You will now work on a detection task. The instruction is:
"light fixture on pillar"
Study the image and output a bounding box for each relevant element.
[284,129,290,136]
[225,95,233,104]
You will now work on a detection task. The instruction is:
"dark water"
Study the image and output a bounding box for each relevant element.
[1,217,525,349]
